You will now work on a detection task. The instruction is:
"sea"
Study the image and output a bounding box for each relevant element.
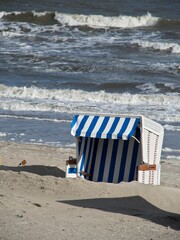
[0,0,179,160]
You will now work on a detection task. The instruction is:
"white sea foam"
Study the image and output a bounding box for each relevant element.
[0,84,179,106]
[132,40,180,54]
[165,155,180,160]
[0,132,6,137]
[66,143,76,148]
[0,11,22,20]
[32,11,50,17]
[0,11,6,19]
[163,148,180,153]
[136,83,159,93]
[0,114,71,123]
[0,31,23,38]
[0,84,179,123]
[162,148,180,160]
[163,124,180,131]
[164,83,180,90]
[0,11,159,29]
[55,12,159,28]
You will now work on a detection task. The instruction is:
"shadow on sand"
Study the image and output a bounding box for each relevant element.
[58,196,180,230]
[0,165,65,178]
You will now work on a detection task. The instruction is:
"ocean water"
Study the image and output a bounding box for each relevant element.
[0,0,179,160]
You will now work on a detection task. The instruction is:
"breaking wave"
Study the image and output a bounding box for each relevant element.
[54,12,159,28]
[0,84,179,107]
[0,11,56,25]
[0,11,159,29]
[132,40,180,54]
[1,10,180,31]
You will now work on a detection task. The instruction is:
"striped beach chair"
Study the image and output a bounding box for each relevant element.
[67,114,164,185]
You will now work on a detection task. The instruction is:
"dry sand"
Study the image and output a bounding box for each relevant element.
[0,142,180,240]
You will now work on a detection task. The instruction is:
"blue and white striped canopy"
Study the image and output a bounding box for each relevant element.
[71,115,140,140]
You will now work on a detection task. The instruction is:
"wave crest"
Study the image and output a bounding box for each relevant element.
[0,11,56,25]
[0,85,179,123]
[0,84,179,106]
[55,12,159,28]
[132,40,180,54]
[0,11,159,29]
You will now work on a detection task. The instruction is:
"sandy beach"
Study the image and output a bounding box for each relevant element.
[0,142,180,240]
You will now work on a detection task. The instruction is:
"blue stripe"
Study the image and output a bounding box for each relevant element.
[118,140,129,182]
[68,168,77,174]
[89,138,99,181]
[71,115,78,130]
[127,118,140,139]
[108,139,119,183]
[128,127,141,181]
[107,117,119,138]
[117,118,131,138]
[96,116,110,138]
[75,115,89,137]
[80,138,88,176]
[86,116,99,137]
[72,115,140,140]
[97,139,109,181]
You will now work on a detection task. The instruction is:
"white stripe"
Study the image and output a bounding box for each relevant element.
[122,118,136,140]
[102,139,114,182]
[80,115,94,137]
[113,140,123,183]
[92,139,103,182]
[111,118,126,139]
[83,137,91,173]
[101,117,115,138]
[134,143,142,180]
[78,137,86,177]
[123,138,134,181]
[90,117,105,138]
[72,116,138,140]
[71,115,84,136]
